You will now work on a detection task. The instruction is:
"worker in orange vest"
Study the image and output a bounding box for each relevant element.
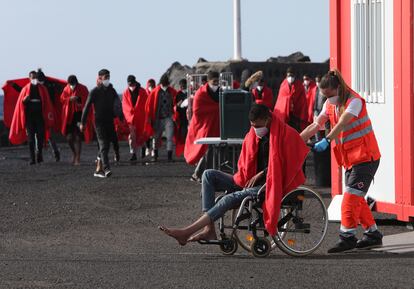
[300,69,382,253]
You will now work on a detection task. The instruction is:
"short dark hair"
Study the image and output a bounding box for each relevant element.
[207,71,219,80]
[147,79,155,86]
[29,71,37,78]
[159,74,170,86]
[67,75,78,85]
[286,67,295,75]
[179,78,187,87]
[249,104,271,122]
[37,69,46,82]
[98,69,110,77]
[127,75,136,84]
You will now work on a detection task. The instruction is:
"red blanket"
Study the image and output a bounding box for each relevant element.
[305,81,317,124]
[122,87,149,146]
[60,83,94,143]
[252,86,274,110]
[264,112,309,235]
[274,79,308,130]
[9,83,55,145]
[184,83,220,165]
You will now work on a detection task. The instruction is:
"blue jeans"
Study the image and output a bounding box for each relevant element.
[201,169,261,221]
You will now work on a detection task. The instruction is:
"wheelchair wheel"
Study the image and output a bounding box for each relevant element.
[220,237,238,255]
[232,185,268,252]
[251,237,272,258]
[272,186,328,257]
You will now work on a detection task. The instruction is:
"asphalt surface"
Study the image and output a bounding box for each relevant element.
[0,143,413,289]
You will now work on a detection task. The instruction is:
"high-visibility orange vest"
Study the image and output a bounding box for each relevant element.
[326,91,381,169]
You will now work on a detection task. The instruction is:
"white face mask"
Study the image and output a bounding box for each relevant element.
[257,86,263,91]
[102,79,110,87]
[327,95,339,105]
[31,79,38,85]
[253,126,269,138]
[316,82,320,87]
[148,87,153,92]
[70,84,76,90]
[303,80,310,86]
[161,85,168,91]
[129,86,136,91]
[287,76,295,84]
[209,84,219,92]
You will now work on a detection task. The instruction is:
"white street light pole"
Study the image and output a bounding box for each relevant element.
[233,0,242,60]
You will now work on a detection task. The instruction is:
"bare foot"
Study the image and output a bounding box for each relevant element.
[158,225,190,246]
[188,229,217,242]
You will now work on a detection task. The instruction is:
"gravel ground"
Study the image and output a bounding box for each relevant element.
[0,143,412,289]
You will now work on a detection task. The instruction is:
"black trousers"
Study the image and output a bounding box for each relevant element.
[26,116,44,160]
[95,122,116,170]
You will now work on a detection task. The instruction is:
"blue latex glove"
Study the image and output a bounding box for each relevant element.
[313,138,329,152]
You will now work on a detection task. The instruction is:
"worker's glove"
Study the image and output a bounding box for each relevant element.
[313,138,330,152]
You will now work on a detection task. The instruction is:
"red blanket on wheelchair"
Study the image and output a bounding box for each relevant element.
[233,112,309,236]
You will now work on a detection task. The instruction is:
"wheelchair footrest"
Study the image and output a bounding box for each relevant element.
[198,239,229,246]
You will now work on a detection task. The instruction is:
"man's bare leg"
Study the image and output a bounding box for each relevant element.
[187,222,217,242]
[159,213,212,246]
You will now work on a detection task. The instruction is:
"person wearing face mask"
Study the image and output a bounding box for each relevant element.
[300,69,382,253]
[144,74,177,162]
[174,78,189,157]
[9,71,55,165]
[303,74,318,125]
[274,67,308,132]
[159,104,309,245]
[312,75,329,140]
[122,75,149,162]
[251,75,274,110]
[184,71,221,181]
[60,75,92,165]
[37,69,62,162]
[80,69,121,178]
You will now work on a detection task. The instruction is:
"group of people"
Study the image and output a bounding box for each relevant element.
[7,66,383,253]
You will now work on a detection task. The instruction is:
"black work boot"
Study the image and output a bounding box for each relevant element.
[54,150,60,162]
[167,150,173,162]
[356,230,383,249]
[327,235,357,253]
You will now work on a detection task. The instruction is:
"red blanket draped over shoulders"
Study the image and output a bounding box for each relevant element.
[9,83,55,145]
[264,112,309,236]
[184,83,220,165]
[252,86,274,110]
[60,83,93,143]
[274,79,308,129]
[122,87,149,146]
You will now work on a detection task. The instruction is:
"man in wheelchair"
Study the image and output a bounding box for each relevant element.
[159,104,309,245]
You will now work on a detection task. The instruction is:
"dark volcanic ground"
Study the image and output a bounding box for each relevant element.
[0,143,412,289]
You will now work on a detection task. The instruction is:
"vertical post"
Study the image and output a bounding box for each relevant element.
[233,0,242,60]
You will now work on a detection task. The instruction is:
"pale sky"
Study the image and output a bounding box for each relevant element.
[0,0,329,91]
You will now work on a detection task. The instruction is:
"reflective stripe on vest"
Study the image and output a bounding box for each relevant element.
[343,115,370,132]
[338,125,373,144]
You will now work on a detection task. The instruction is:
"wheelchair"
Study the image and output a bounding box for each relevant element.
[199,184,328,258]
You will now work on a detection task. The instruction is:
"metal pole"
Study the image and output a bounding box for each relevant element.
[233,0,242,60]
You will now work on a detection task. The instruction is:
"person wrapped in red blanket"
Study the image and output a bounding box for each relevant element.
[60,75,93,165]
[184,71,220,181]
[9,70,55,165]
[274,67,308,132]
[122,75,149,162]
[159,104,309,245]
